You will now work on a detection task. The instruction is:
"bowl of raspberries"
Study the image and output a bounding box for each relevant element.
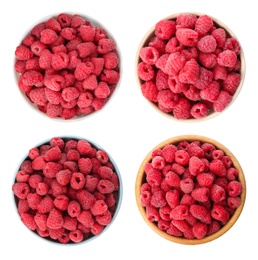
[135,135,246,244]
[12,136,123,244]
[14,13,121,120]
[136,13,245,120]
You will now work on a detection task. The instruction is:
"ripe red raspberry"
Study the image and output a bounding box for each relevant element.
[197,35,217,53]
[217,50,237,67]
[46,208,63,229]
[195,15,213,35]
[155,19,176,40]
[67,200,81,217]
[12,182,30,199]
[211,204,229,222]
[21,213,38,230]
[77,210,94,228]
[97,38,116,54]
[15,45,34,60]
[180,177,194,194]
[36,195,54,214]
[191,187,210,202]
[54,194,69,211]
[176,28,198,47]
[40,29,58,44]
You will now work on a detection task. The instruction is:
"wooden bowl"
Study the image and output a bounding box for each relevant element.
[135,135,246,245]
[135,13,246,122]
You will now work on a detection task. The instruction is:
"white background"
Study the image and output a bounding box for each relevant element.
[0,0,256,259]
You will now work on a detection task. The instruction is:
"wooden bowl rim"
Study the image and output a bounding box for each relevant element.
[135,134,246,245]
[135,12,246,122]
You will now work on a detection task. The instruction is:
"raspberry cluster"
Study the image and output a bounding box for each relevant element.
[14,13,120,120]
[137,13,242,119]
[139,139,243,240]
[12,137,121,244]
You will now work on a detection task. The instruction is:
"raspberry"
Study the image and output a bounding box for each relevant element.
[176,28,198,47]
[192,222,207,239]
[34,212,48,231]
[28,174,42,189]
[44,145,62,162]
[77,210,94,228]
[97,38,116,54]
[28,88,48,106]
[90,200,108,216]
[190,103,209,119]
[189,156,205,176]
[173,97,191,119]
[176,13,197,29]
[191,187,210,202]
[76,189,96,210]
[217,50,237,67]
[40,29,58,44]
[224,38,241,55]
[139,46,160,65]
[213,90,232,112]
[228,181,242,197]
[46,208,63,229]
[21,213,38,230]
[15,170,30,183]
[210,184,226,203]
[12,182,30,199]
[189,204,209,221]
[103,51,119,70]
[195,15,213,35]
[165,189,180,209]
[170,204,189,220]
[197,35,217,53]
[15,45,34,60]
[210,159,227,177]
[91,57,105,76]
[51,52,69,70]
[67,200,81,217]
[95,209,112,226]
[223,73,241,95]
[200,81,220,102]
[180,178,194,194]
[178,59,199,84]
[94,82,111,99]
[69,229,84,243]
[43,162,63,178]
[100,69,120,84]
[70,172,86,190]
[196,173,215,188]
[165,52,186,76]
[37,195,54,214]
[211,28,226,48]
[141,80,159,103]
[155,19,176,40]
[227,197,241,209]
[137,62,155,81]
[211,204,229,222]
[36,182,49,196]
[85,175,99,192]
[97,179,115,194]
[54,194,69,211]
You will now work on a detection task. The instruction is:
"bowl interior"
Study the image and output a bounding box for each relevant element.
[135,135,246,245]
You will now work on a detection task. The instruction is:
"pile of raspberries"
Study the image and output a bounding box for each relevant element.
[137,13,242,119]
[12,137,121,244]
[139,138,243,240]
[14,13,120,120]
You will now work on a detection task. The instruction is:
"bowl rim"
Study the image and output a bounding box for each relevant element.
[14,12,122,122]
[135,12,246,122]
[135,134,246,245]
[12,135,123,246]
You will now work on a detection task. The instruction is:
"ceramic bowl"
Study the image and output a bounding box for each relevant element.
[135,13,245,121]
[14,12,121,120]
[12,136,123,245]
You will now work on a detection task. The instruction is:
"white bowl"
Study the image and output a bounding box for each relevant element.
[14,13,122,121]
